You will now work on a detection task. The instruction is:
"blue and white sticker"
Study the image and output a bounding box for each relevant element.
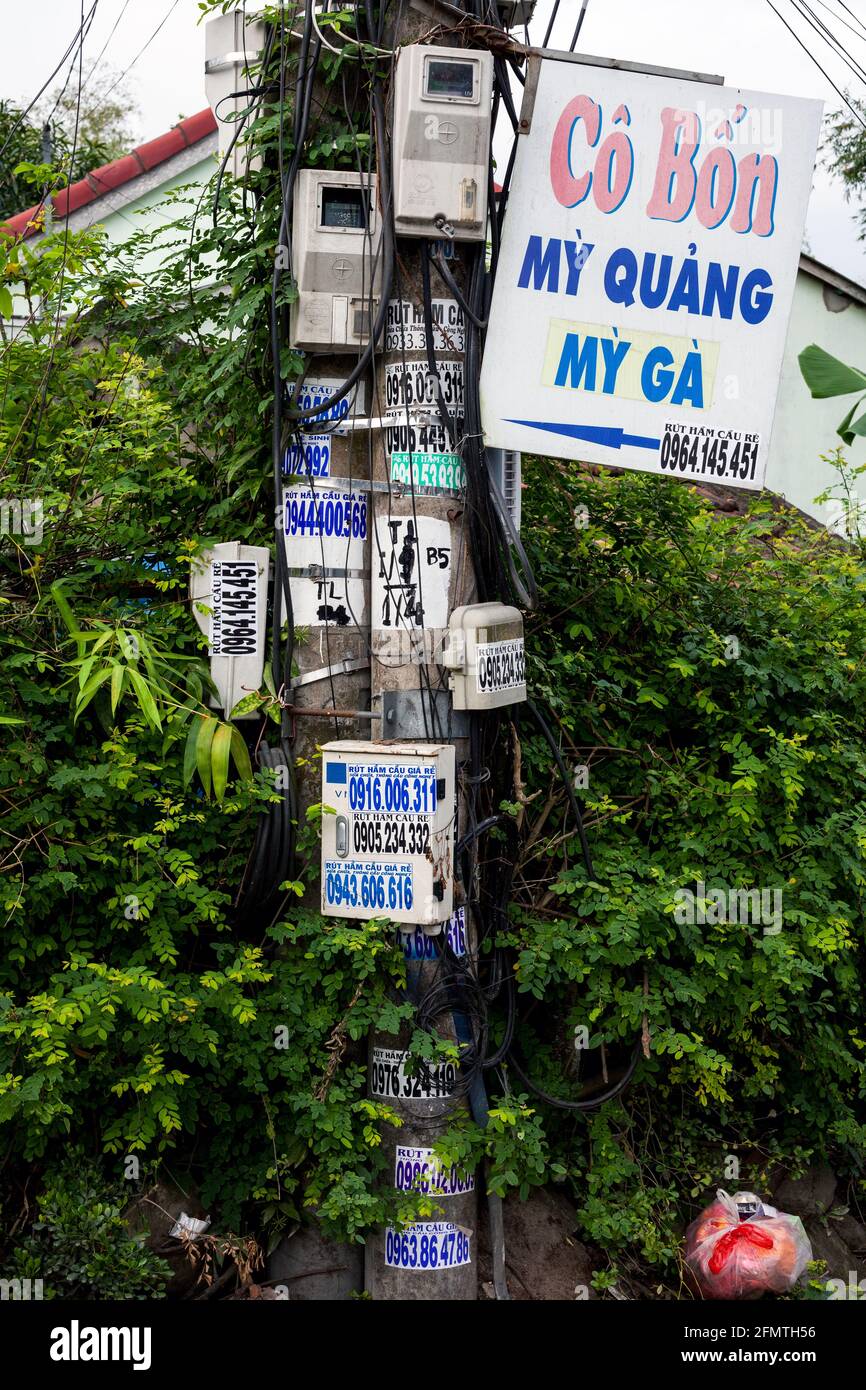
[401,906,467,960]
[384,1223,471,1270]
[395,1146,474,1196]
[324,861,414,915]
[370,1047,456,1101]
[286,377,367,425]
[283,435,332,479]
[283,484,368,569]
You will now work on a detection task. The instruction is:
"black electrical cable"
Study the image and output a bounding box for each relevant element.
[542,0,562,48]
[0,0,99,163]
[507,1035,643,1111]
[569,0,591,51]
[765,0,866,130]
[522,699,594,876]
[429,250,488,329]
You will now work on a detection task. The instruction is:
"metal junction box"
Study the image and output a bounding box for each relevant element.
[290,169,382,352]
[443,603,526,710]
[320,741,455,925]
[392,44,494,241]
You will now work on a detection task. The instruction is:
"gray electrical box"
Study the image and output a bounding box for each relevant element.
[443,603,526,710]
[290,169,382,352]
[392,44,494,241]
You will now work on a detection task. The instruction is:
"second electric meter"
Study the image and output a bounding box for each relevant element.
[443,603,526,710]
[290,170,382,352]
[321,742,455,926]
[392,44,494,241]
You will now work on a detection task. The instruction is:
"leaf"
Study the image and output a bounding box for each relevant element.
[798,344,866,400]
[230,726,253,782]
[183,717,202,788]
[0,286,12,320]
[74,667,113,720]
[211,722,233,802]
[50,582,85,659]
[110,663,125,715]
[128,669,162,732]
[196,716,218,798]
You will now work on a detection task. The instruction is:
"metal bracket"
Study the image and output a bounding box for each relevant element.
[381,689,469,741]
[291,658,370,690]
[519,49,725,135]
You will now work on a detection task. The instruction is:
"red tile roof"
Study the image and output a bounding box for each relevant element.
[2,108,217,242]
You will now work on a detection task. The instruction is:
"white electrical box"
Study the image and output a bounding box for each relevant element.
[443,603,526,710]
[290,169,382,352]
[392,44,494,241]
[321,742,455,925]
[204,10,265,181]
[190,543,269,719]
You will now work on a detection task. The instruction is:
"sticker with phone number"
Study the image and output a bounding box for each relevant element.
[476,637,526,695]
[384,1223,471,1270]
[370,1047,456,1100]
[384,414,462,457]
[391,452,465,491]
[659,423,761,483]
[282,436,331,478]
[395,1146,474,1196]
[324,862,413,913]
[385,360,464,411]
[348,768,438,814]
[385,299,465,354]
[284,488,367,540]
[400,907,467,960]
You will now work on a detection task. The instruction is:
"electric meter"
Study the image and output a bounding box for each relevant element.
[392,44,494,241]
[443,603,526,710]
[190,542,269,719]
[290,169,382,352]
[320,742,455,925]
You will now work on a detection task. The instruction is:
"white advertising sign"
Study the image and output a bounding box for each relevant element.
[481,60,822,490]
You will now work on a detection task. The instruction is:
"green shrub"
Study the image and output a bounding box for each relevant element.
[10,1158,170,1300]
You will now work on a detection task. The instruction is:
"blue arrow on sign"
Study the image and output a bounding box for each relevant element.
[505,419,661,452]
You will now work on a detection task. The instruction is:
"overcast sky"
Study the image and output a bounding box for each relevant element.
[3,0,866,281]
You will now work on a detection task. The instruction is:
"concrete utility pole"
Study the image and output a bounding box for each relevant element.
[363,3,482,1301]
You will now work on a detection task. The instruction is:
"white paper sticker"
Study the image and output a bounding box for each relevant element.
[384,1223,471,1270]
[210,559,260,656]
[386,299,466,353]
[370,1046,456,1101]
[372,515,451,632]
[289,574,368,628]
[475,637,526,695]
[385,360,465,413]
[283,379,368,481]
[394,1147,475,1196]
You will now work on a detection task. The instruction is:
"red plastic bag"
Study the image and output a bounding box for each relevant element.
[684,1190,811,1299]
